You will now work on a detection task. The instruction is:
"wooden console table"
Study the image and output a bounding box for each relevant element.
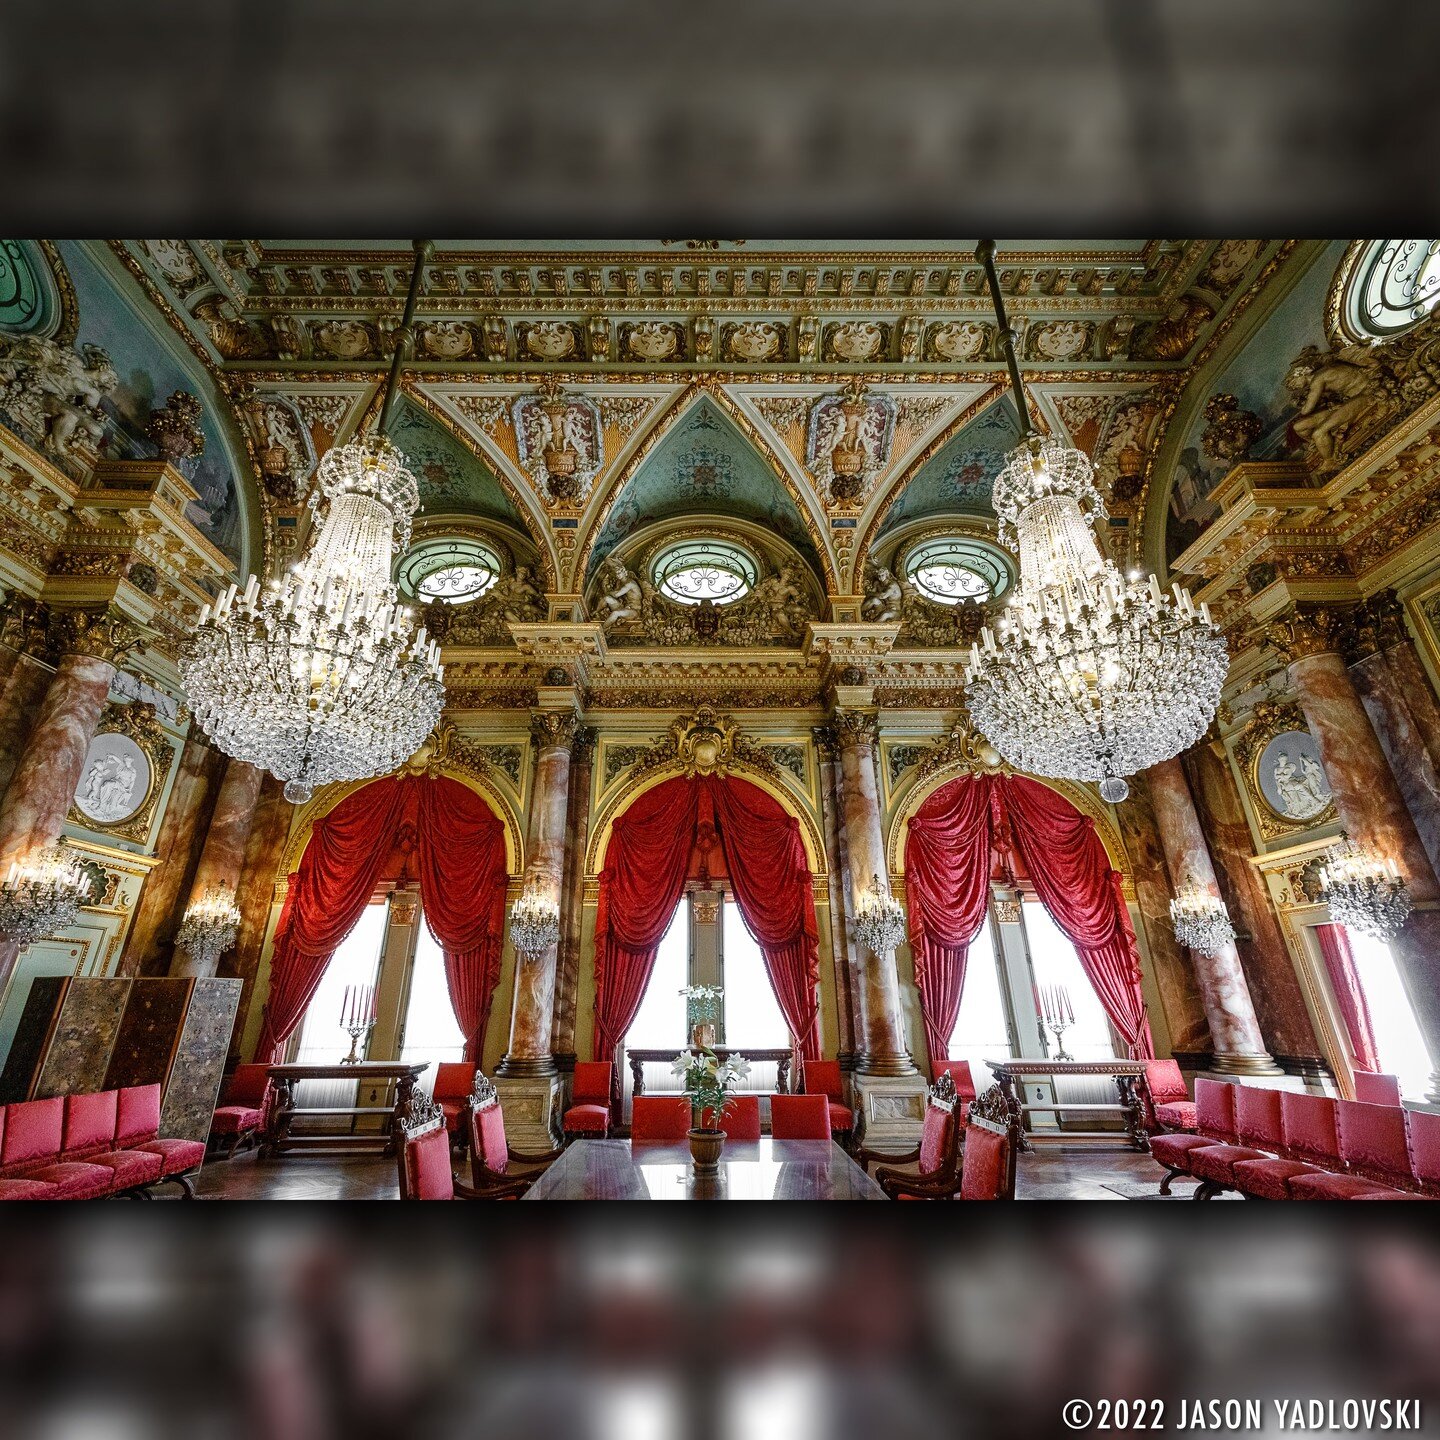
[984,1058,1149,1153]
[260,1061,430,1158]
[627,1047,793,1097]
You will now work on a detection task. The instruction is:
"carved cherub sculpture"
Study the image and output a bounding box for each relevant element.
[861,563,904,623]
[0,336,118,457]
[1285,343,1391,463]
[595,557,644,630]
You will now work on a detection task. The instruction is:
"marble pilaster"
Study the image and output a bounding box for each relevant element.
[1277,608,1440,1098]
[0,654,55,804]
[171,759,265,978]
[0,610,142,996]
[551,726,595,1061]
[813,725,857,1061]
[1145,757,1279,1074]
[832,710,916,1079]
[500,709,578,1081]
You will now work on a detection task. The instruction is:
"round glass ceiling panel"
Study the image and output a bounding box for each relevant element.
[1344,240,1440,340]
[903,536,1012,605]
[651,538,758,606]
[396,537,502,605]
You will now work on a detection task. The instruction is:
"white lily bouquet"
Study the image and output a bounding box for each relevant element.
[679,983,723,1024]
[672,1046,751,1133]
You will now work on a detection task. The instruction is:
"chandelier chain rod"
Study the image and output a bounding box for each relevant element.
[975,238,1037,444]
[376,239,436,438]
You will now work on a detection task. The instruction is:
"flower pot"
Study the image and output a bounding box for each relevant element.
[687,1127,726,1175]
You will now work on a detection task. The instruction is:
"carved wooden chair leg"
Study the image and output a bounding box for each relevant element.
[175,1173,197,1199]
[1157,1165,1187,1196]
[1192,1179,1220,1201]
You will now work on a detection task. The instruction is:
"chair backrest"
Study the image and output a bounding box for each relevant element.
[1280,1092,1340,1166]
[1233,1085,1285,1151]
[397,1092,453,1200]
[630,1096,692,1141]
[467,1071,510,1175]
[1,1096,64,1168]
[933,1060,977,1104]
[709,1095,761,1141]
[63,1090,119,1157]
[571,1061,613,1107]
[1353,1070,1402,1107]
[959,1117,1016,1200]
[769,1092,831,1140]
[223,1064,272,1108]
[802,1060,844,1104]
[1404,1110,1440,1194]
[1194,1078,1237,1142]
[1337,1099,1414,1188]
[432,1062,477,1103]
[115,1084,162,1147]
[919,1103,959,1179]
[1142,1059,1189,1105]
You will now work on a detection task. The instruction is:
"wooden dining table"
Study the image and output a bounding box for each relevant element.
[523,1137,887,1200]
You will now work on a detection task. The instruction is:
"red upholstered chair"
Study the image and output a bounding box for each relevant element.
[563,1061,613,1142]
[1288,1099,1414,1199]
[933,1060,978,1106]
[1190,1085,1285,1198]
[706,1095,762,1141]
[118,1083,206,1195]
[630,1096,692,1142]
[467,1071,564,1197]
[64,1089,164,1192]
[209,1065,273,1159]
[769,1092,831,1140]
[1141,1059,1196,1133]
[859,1072,961,1200]
[1403,1109,1440,1197]
[1353,1070,1402,1107]
[1150,1078,1235,1194]
[957,1089,1017,1200]
[0,1096,114,1199]
[432,1062,478,1148]
[1231,1092,1340,1200]
[802,1060,854,1147]
[397,1092,482,1200]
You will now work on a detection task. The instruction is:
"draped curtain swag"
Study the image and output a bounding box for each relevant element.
[256,775,509,1063]
[1313,921,1382,1074]
[593,774,823,1096]
[904,773,1156,1066]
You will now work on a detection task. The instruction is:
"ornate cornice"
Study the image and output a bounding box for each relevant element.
[1264,604,1354,665]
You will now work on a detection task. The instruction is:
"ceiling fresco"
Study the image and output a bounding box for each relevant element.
[586,395,821,580]
[387,397,526,529]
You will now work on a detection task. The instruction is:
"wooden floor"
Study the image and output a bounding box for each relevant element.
[180,1142,1192,1201]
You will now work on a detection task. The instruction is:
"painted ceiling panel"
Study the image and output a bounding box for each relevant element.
[388,398,526,528]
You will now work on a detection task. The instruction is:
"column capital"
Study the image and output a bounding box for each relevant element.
[47,604,147,665]
[0,593,54,662]
[1344,591,1409,660]
[831,709,879,750]
[811,722,839,760]
[570,723,598,766]
[531,708,581,752]
[1265,603,1354,665]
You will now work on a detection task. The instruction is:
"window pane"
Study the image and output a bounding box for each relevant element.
[401,916,467,1084]
[1347,931,1432,1100]
[948,916,1013,1074]
[626,899,689,1050]
[722,898,791,1050]
[1022,900,1119,1061]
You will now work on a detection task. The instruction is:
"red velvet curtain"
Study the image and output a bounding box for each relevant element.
[592,774,823,1092]
[998,774,1156,1059]
[1314,922,1381,1073]
[903,775,995,1068]
[708,777,823,1061]
[592,777,700,1095]
[256,775,508,1063]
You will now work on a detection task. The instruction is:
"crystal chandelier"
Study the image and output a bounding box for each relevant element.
[0,844,99,943]
[509,886,561,957]
[179,242,445,805]
[961,242,1229,804]
[1318,838,1412,941]
[1169,887,1237,954]
[853,872,907,954]
[176,885,243,971]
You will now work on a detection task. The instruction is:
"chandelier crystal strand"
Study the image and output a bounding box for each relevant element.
[1318,838,1413,940]
[853,872,907,954]
[176,885,243,971]
[961,241,1228,803]
[1169,887,1237,954]
[0,844,99,943]
[179,243,445,805]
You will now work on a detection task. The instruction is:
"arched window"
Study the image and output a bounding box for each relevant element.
[650,538,758,606]
[396,536,502,604]
[902,535,1013,605]
[0,240,62,336]
[1341,240,1440,341]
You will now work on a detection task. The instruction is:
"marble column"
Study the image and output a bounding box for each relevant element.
[813,725,857,1062]
[833,710,915,1077]
[1345,594,1440,879]
[550,726,595,1062]
[1273,606,1440,1099]
[0,598,57,806]
[500,709,578,1077]
[0,607,144,997]
[171,759,265,978]
[1145,757,1280,1074]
